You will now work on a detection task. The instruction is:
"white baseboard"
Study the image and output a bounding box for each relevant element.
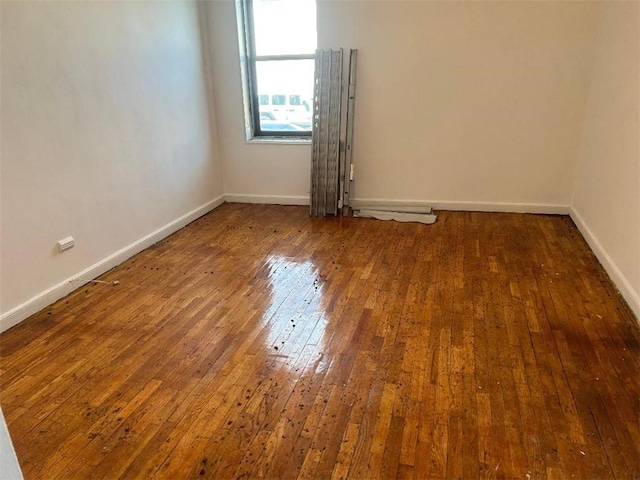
[351,198,570,215]
[225,194,309,206]
[0,195,226,334]
[570,207,640,321]
[6,196,634,332]
[222,195,567,214]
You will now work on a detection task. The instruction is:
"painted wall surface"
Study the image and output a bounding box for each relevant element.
[315,1,600,207]
[203,1,311,202]
[0,2,223,315]
[572,2,640,316]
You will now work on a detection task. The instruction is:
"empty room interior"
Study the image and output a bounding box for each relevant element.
[1,0,639,478]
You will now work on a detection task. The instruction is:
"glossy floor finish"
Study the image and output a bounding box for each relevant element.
[1,204,638,479]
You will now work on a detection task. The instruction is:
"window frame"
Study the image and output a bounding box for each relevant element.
[236,0,315,140]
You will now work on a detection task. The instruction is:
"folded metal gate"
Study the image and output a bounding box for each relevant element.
[310,49,343,217]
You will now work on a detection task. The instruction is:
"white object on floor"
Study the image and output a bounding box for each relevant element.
[354,209,437,224]
[354,205,433,214]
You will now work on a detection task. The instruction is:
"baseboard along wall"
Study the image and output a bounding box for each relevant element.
[570,207,640,321]
[224,194,310,206]
[351,198,571,215]
[2,195,636,332]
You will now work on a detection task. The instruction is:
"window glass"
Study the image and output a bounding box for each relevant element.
[271,95,286,106]
[255,60,314,132]
[252,0,317,56]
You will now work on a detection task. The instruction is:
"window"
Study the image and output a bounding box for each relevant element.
[271,95,286,106]
[237,0,317,139]
[289,95,301,106]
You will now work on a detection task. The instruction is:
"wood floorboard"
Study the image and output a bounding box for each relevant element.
[1,203,638,479]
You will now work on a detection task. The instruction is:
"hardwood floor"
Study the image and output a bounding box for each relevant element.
[1,203,638,479]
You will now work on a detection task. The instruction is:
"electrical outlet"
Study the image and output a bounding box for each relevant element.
[57,236,74,253]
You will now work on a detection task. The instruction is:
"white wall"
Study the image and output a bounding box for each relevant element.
[317,1,600,211]
[0,1,224,326]
[206,1,603,211]
[571,2,640,318]
[203,0,311,204]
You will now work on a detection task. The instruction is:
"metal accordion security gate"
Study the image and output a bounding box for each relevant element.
[310,49,357,217]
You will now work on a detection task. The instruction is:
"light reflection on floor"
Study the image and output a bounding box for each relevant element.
[259,254,329,372]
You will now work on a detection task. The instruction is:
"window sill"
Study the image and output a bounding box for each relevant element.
[245,136,312,145]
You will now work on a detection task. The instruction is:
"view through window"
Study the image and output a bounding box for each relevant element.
[241,0,317,137]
